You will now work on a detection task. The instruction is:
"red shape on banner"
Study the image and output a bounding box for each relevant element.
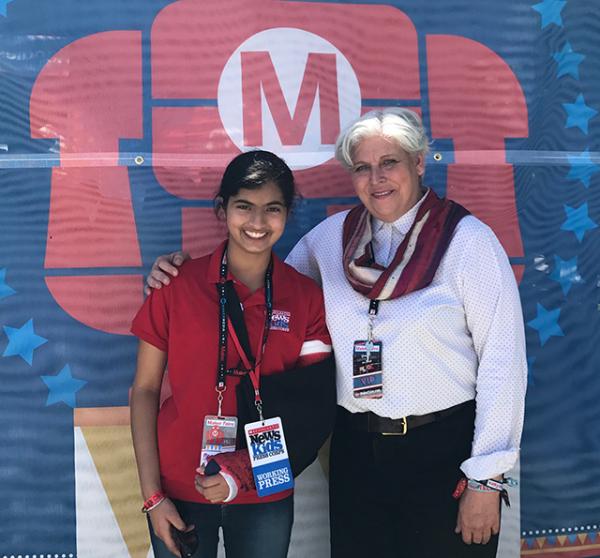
[30,31,143,333]
[152,0,419,99]
[152,107,237,200]
[45,275,143,336]
[151,0,420,199]
[426,35,528,282]
[181,207,227,259]
[40,167,141,268]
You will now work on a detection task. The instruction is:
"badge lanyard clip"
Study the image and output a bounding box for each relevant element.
[255,392,264,423]
[366,299,379,361]
[215,386,225,418]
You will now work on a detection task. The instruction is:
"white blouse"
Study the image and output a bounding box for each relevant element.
[286,205,527,480]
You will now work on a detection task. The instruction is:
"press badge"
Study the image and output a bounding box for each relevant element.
[199,416,238,466]
[244,417,294,497]
[353,340,383,399]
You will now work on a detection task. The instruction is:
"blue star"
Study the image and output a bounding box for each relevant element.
[2,318,47,365]
[549,255,581,295]
[563,94,598,134]
[0,268,16,300]
[553,42,585,79]
[0,0,13,17]
[527,304,564,346]
[566,149,600,187]
[532,0,566,29]
[561,203,598,242]
[41,364,87,408]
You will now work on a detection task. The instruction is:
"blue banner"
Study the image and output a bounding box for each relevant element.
[0,1,598,556]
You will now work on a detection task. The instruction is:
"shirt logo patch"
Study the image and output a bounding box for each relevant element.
[270,310,291,332]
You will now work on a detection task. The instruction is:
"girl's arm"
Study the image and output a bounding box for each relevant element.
[131,340,190,556]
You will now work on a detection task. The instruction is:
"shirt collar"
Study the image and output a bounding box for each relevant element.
[207,240,229,284]
[371,189,430,236]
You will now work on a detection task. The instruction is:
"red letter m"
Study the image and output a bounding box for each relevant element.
[241,51,340,146]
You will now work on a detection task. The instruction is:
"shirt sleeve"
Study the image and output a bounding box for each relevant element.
[298,284,332,366]
[130,286,170,353]
[458,224,527,480]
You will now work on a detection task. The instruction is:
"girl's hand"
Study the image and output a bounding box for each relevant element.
[195,470,231,503]
[148,497,192,557]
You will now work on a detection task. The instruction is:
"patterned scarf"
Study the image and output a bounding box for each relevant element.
[342,189,470,300]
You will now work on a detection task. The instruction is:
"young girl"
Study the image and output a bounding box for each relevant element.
[130,151,333,558]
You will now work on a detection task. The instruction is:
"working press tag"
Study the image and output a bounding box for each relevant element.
[353,340,383,399]
[200,415,238,466]
[244,417,294,497]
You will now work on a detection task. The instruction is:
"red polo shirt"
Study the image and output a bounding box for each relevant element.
[131,242,331,504]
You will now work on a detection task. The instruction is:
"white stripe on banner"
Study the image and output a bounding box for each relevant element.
[299,340,332,356]
[74,427,130,557]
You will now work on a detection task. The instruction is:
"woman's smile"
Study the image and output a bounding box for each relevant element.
[350,135,424,223]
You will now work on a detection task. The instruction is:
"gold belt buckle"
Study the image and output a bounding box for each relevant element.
[382,416,408,436]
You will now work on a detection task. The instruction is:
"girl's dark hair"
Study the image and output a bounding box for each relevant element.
[215,150,295,213]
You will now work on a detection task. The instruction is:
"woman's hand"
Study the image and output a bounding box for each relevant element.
[145,251,190,295]
[455,489,500,545]
[194,469,231,503]
[148,497,193,557]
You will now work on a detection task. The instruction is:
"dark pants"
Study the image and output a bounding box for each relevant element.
[329,402,499,558]
[149,495,294,558]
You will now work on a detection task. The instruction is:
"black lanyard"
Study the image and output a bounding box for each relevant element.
[216,247,273,394]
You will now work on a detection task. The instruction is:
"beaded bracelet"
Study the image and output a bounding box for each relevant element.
[467,479,511,507]
[467,479,495,492]
[141,491,166,513]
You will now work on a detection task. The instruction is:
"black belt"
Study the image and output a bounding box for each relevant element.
[339,400,474,435]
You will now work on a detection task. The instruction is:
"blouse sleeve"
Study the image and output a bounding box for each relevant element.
[285,231,323,286]
[130,285,170,353]
[458,224,527,480]
[298,284,332,366]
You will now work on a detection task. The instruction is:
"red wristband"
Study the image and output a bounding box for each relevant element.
[452,477,467,499]
[142,490,166,513]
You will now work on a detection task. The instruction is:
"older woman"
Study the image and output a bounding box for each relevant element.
[147,108,527,558]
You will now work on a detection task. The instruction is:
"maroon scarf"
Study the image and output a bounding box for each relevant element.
[342,189,470,300]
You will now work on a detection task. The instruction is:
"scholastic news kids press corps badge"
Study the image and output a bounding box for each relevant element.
[244,417,294,497]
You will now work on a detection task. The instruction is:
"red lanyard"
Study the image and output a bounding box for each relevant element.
[216,245,273,420]
[227,319,268,416]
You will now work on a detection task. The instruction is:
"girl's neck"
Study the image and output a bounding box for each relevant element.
[226,244,271,293]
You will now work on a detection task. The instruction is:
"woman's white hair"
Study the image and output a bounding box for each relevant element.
[335,107,430,168]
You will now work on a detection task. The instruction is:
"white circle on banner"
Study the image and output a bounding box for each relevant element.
[218,27,361,170]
